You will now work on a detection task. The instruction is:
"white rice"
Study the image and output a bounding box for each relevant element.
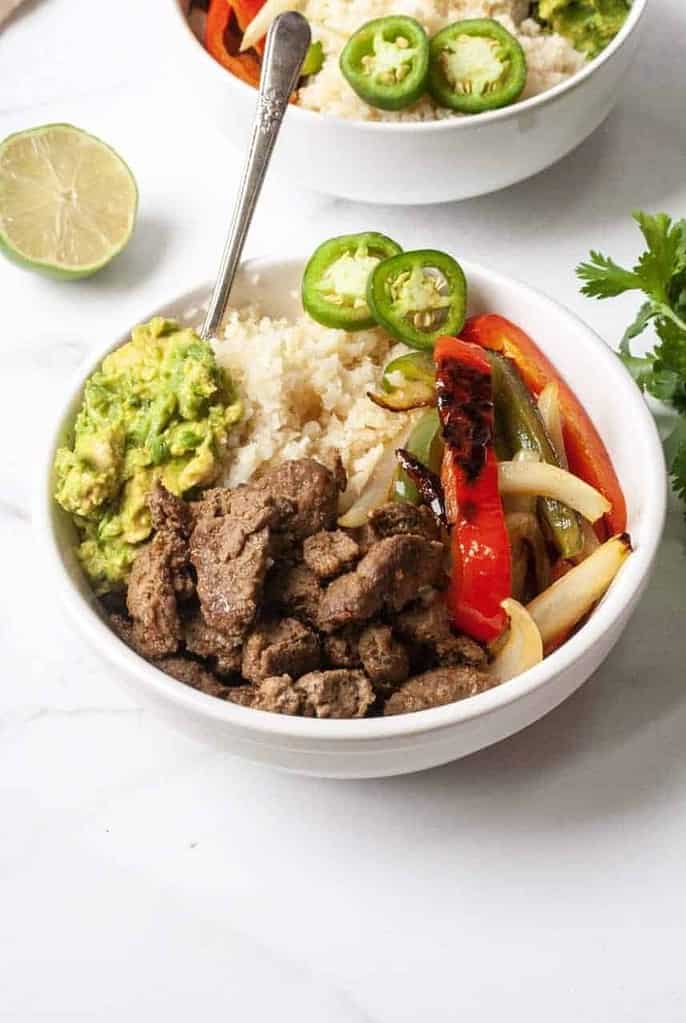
[212,309,419,506]
[297,0,587,121]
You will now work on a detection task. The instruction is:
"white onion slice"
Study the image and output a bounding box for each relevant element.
[489,598,543,685]
[498,460,611,523]
[527,534,632,648]
[240,0,301,51]
[337,422,413,528]
[537,381,568,469]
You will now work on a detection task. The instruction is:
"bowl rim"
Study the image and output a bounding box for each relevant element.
[36,254,666,744]
[169,0,648,133]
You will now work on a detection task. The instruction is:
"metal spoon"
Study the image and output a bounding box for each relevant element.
[200,11,311,340]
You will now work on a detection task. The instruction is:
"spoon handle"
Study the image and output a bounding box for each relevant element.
[200,11,311,340]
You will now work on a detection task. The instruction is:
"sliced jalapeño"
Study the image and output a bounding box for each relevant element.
[340,16,430,111]
[428,18,527,114]
[302,232,402,331]
[367,249,467,350]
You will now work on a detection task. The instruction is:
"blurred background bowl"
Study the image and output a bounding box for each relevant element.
[167,0,647,205]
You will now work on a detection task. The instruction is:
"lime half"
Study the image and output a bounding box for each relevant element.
[0,124,138,280]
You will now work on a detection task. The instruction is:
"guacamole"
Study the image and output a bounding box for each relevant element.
[537,0,631,58]
[54,317,241,593]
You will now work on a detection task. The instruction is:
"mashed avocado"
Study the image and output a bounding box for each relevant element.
[537,0,631,58]
[54,317,241,593]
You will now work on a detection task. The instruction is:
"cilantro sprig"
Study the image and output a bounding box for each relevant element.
[577,211,686,509]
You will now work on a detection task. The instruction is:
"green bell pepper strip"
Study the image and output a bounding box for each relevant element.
[302,40,324,77]
[340,16,430,111]
[428,18,526,114]
[487,350,583,559]
[367,249,467,350]
[392,408,443,504]
[302,232,402,332]
[368,351,436,411]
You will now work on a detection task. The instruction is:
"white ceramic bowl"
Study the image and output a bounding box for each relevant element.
[37,256,665,778]
[167,0,647,204]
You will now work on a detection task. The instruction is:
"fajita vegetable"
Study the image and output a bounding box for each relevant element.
[368,350,436,411]
[487,350,583,558]
[461,313,627,536]
[392,408,443,504]
[205,0,262,87]
[434,335,512,643]
[300,232,629,656]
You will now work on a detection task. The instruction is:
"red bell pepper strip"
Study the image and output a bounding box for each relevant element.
[434,336,511,643]
[205,0,262,87]
[461,314,627,537]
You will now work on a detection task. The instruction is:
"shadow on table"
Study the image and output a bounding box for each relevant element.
[87,215,172,293]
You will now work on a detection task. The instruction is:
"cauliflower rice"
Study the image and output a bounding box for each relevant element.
[212,308,418,507]
[296,0,587,121]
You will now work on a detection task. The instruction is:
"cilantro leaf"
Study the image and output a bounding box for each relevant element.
[577,251,641,299]
[632,211,686,303]
[665,419,686,504]
[619,301,654,355]
[619,352,653,391]
[653,315,686,394]
[577,210,686,517]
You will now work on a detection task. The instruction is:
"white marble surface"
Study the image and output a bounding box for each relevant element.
[2,0,686,1018]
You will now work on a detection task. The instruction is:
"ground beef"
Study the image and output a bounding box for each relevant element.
[108,612,137,649]
[323,626,362,668]
[184,612,243,675]
[267,562,322,625]
[241,617,320,683]
[302,529,360,579]
[148,483,192,537]
[394,600,487,668]
[126,532,184,658]
[147,485,194,599]
[228,675,303,715]
[254,459,342,544]
[109,612,230,698]
[384,666,494,715]
[295,670,374,719]
[317,534,446,633]
[157,656,231,699]
[189,487,282,640]
[108,459,501,720]
[358,623,410,687]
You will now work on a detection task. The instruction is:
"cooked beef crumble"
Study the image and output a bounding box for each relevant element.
[108,459,493,718]
[358,624,410,687]
[303,529,361,580]
[241,617,320,683]
[384,667,494,716]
